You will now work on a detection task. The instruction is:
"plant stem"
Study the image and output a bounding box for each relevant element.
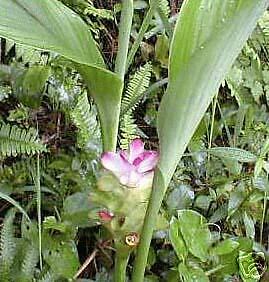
[36,153,43,270]
[115,0,133,80]
[260,191,267,244]
[114,245,130,282]
[131,169,165,282]
[126,5,155,71]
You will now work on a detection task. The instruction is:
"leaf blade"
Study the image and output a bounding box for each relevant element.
[0,0,105,68]
[157,0,269,186]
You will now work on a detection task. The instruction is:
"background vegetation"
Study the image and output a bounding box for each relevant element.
[0,0,269,281]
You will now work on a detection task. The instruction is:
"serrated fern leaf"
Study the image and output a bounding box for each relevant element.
[158,0,170,18]
[0,209,17,279]
[37,270,53,282]
[120,113,138,149]
[259,11,269,38]
[85,6,113,20]
[121,63,152,115]
[21,244,39,279]
[0,123,46,157]
[120,64,152,149]
[70,92,101,149]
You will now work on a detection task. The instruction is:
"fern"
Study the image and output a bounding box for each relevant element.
[0,209,17,280]
[259,11,269,38]
[21,244,39,279]
[0,123,47,157]
[158,0,170,18]
[120,113,138,150]
[37,270,53,282]
[84,3,113,20]
[0,156,49,182]
[70,91,100,149]
[121,63,152,115]
[120,63,152,149]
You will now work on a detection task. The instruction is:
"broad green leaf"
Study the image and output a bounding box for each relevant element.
[219,237,253,276]
[243,212,255,240]
[0,0,104,68]
[77,65,123,151]
[178,263,209,282]
[14,65,51,108]
[157,0,269,186]
[208,147,257,163]
[0,0,123,151]
[228,182,245,217]
[169,216,188,260]
[166,184,193,213]
[212,239,240,256]
[177,210,211,262]
[45,242,79,279]
[63,192,90,227]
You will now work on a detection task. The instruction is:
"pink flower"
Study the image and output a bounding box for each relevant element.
[101,139,159,188]
[98,210,114,222]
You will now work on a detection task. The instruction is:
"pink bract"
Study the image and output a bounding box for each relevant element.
[101,139,159,188]
[98,210,114,222]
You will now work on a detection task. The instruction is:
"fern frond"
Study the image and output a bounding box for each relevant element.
[120,63,152,149]
[0,155,49,181]
[0,209,17,279]
[21,244,39,279]
[70,91,100,149]
[158,0,170,18]
[259,11,269,38]
[37,270,53,282]
[0,123,46,157]
[84,6,113,20]
[120,112,138,149]
[121,63,152,115]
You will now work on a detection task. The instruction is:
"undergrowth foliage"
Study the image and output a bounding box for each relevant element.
[0,123,46,157]
[70,91,100,149]
[0,209,16,281]
[0,0,268,281]
[120,63,152,149]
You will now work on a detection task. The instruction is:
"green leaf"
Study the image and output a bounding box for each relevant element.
[219,237,253,276]
[169,217,188,261]
[228,182,246,217]
[238,251,262,282]
[77,65,123,151]
[177,210,211,262]
[166,184,193,213]
[212,239,240,256]
[0,123,47,157]
[45,242,79,279]
[243,212,255,240]
[208,147,257,163]
[0,0,104,68]
[157,0,269,186]
[63,192,90,227]
[0,0,123,151]
[14,65,51,108]
[178,263,209,282]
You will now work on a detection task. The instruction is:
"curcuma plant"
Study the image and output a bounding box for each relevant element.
[0,0,268,281]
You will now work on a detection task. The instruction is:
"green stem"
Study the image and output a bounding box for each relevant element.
[36,153,43,270]
[131,169,165,282]
[260,191,267,244]
[115,0,133,80]
[126,5,155,71]
[114,245,130,282]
